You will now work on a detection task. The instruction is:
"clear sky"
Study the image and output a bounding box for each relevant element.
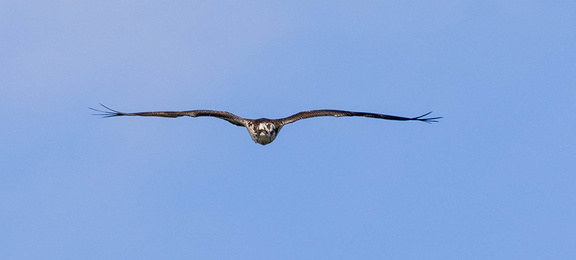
[1,0,575,259]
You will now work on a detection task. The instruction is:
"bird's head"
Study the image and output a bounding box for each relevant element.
[247,120,282,145]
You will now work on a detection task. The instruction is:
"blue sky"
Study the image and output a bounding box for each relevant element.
[1,0,575,259]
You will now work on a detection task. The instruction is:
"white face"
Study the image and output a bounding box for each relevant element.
[247,122,281,145]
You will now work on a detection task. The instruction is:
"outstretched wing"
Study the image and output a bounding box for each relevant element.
[89,104,248,126]
[278,110,442,125]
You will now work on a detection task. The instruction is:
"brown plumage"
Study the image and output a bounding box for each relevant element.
[90,104,441,145]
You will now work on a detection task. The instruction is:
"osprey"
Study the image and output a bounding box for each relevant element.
[90,104,441,145]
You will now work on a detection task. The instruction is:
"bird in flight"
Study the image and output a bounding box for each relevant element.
[90,104,441,145]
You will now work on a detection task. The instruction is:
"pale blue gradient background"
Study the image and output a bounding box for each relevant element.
[1,1,575,259]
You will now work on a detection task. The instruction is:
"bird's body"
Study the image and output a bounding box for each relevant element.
[90,104,441,145]
[246,119,282,145]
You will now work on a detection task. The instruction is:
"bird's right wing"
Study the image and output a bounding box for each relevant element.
[90,104,248,126]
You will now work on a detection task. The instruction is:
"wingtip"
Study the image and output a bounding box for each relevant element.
[414,111,442,123]
[89,103,123,118]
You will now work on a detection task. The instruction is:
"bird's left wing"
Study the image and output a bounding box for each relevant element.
[90,104,247,126]
[278,110,441,125]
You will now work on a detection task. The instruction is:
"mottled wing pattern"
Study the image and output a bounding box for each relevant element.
[90,104,247,126]
[278,110,441,125]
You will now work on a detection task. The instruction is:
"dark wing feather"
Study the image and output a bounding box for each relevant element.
[89,104,247,126]
[278,110,442,125]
